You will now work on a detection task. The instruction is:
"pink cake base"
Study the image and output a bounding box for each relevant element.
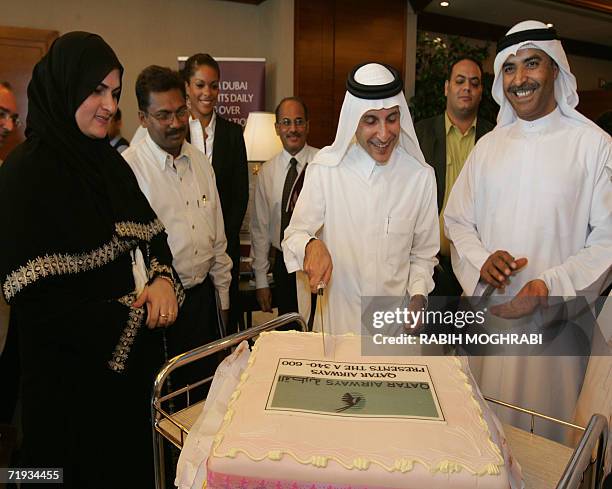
[207,469,408,489]
[207,452,515,489]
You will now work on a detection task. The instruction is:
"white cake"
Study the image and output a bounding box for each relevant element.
[207,331,521,489]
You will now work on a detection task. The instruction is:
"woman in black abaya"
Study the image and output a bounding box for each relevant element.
[0,32,182,488]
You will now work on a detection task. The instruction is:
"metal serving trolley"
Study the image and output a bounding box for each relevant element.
[151,313,608,489]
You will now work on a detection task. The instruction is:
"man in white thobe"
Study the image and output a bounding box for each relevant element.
[282,63,439,334]
[444,20,612,442]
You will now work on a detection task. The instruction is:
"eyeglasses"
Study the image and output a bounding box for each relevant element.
[145,106,189,123]
[0,108,21,128]
[277,117,306,128]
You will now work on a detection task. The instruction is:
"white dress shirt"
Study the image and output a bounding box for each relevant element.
[123,133,232,308]
[251,145,319,321]
[131,125,147,145]
[282,143,439,334]
[251,145,319,288]
[189,112,216,160]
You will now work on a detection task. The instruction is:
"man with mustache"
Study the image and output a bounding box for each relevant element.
[251,97,318,321]
[283,63,439,334]
[123,66,232,395]
[415,58,493,297]
[444,21,611,440]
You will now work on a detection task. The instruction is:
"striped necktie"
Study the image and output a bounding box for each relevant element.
[280,157,298,244]
[289,162,308,213]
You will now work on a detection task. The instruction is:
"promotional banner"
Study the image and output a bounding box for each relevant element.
[178,56,265,127]
[216,57,265,126]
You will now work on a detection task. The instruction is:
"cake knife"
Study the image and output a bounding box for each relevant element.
[317,281,327,356]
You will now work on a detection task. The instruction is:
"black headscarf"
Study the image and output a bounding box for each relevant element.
[26,31,159,230]
[0,32,166,303]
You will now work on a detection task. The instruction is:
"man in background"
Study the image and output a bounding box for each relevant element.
[123,66,232,400]
[251,97,318,322]
[415,58,493,297]
[108,108,129,153]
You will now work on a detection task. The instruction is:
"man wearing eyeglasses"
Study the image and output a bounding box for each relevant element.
[0,81,20,162]
[251,97,319,321]
[123,66,232,401]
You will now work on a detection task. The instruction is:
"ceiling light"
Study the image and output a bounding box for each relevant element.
[440,1,450,6]
[546,23,554,27]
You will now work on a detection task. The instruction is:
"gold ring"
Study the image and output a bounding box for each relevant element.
[160,314,168,318]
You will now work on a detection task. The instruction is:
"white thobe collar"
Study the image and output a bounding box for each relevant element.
[346,142,399,182]
[346,143,376,181]
[516,106,561,133]
[143,132,191,172]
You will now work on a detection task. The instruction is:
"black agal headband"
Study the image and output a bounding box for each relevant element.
[497,27,559,53]
[346,63,403,100]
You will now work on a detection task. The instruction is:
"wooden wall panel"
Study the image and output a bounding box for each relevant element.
[295,0,407,148]
[294,0,335,149]
[0,26,58,161]
[577,89,612,122]
[334,0,406,135]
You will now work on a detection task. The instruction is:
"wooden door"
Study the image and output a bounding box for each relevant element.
[294,0,407,148]
[0,26,58,161]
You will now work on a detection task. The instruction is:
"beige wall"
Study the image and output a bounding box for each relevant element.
[2,0,294,138]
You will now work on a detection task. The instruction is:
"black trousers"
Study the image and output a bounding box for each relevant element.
[432,254,463,297]
[164,277,220,407]
[272,249,299,315]
[226,266,241,335]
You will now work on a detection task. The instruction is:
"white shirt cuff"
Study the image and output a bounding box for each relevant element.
[537,270,555,296]
[408,280,428,299]
[283,235,316,273]
[254,271,270,290]
[219,290,230,310]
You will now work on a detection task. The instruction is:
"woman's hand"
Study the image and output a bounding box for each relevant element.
[132,277,178,329]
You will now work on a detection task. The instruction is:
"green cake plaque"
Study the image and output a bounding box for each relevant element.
[265,359,444,420]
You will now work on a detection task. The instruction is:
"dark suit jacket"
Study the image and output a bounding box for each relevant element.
[211,115,249,269]
[415,113,494,212]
